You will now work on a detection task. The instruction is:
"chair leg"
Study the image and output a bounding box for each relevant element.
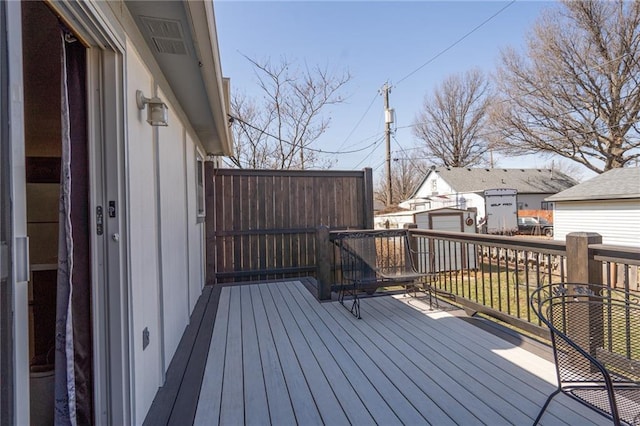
[338,285,345,306]
[533,389,561,426]
[350,289,361,319]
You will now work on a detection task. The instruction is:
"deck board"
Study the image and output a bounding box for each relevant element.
[266,284,349,426]
[365,295,548,423]
[270,283,377,425]
[219,283,244,425]
[379,295,608,424]
[240,285,270,425]
[257,283,323,425]
[194,280,612,426]
[276,283,403,425]
[249,285,297,425]
[194,286,229,426]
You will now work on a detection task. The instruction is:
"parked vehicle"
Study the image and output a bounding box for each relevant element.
[518,216,554,237]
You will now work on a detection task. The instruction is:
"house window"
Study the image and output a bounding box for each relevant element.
[196,153,205,220]
[541,201,553,211]
[430,179,437,194]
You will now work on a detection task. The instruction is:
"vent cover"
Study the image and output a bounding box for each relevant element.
[140,16,188,56]
[152,38,187,55]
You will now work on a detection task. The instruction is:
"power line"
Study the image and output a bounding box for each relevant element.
[353,135,386,169]
[392,121,639,161]
[229,114,381,155]
[335,92,380,151]
[397,89,640,137]
[391,134,425,170]
[395,0,516,86]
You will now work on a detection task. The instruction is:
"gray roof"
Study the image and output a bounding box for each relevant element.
[546,167,640,202]
[415,167,578,196]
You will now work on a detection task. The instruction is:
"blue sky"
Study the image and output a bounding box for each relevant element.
[215,1,564,175]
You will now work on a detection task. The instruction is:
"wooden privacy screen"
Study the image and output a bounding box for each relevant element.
[206,167,374,284]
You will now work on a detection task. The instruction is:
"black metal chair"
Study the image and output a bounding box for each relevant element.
[530,283,640,425]
[333,229,437,318]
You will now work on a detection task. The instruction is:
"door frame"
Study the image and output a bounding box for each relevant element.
[33,1,132,423]
[2,1,30,424]
[86,47,131,425]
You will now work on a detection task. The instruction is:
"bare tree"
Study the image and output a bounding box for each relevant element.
[231,92,275,169]
[375,155,427,207]
[490,0,640,173]
[413,69,492,167]
[230,56,350,169]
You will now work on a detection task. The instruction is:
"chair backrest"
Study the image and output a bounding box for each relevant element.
[333,229,416,282]
[532,283,640,383]
[337,236,377,283]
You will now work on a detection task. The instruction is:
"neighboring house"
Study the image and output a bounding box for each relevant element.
[399,167,577,221]
[1,1,232,424]
[546,168,640,247]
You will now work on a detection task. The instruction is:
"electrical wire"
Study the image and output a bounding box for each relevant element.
[404,52,637,132]
[353,135,386,169]
[391,134,427,172]
[335,92,380,151]
[392,121,639,161]
[221,157,240,168]
[395,0,516,86]
[229,114,381,155]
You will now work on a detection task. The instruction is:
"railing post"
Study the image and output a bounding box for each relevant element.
[565,232,603,360]
[363,167,374,229]
[404,224,418,269]
[566,232,603,286]
[316,225,331,300]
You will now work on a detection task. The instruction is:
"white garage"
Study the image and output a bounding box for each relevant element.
[546,168,640,248]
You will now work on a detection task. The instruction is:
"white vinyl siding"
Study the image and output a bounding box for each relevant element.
[553,199,640,247]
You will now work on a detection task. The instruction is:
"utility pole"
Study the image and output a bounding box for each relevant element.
[382,82,394,206]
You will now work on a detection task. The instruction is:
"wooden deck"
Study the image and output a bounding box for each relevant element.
[188,280,609,426]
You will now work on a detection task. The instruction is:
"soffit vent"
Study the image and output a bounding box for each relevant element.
[151,38,188,55]
[140,16,188,56]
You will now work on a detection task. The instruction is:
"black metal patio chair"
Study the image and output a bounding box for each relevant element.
[530,283,640,426]
[332,229,438,318]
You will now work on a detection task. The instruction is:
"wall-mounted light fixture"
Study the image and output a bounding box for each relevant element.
[136,90,169,126]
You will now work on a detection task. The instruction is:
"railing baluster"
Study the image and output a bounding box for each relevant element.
[326,228,637,345]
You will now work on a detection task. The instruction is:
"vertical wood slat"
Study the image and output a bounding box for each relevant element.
[239,173,249,274]
[249,176,259,279]
[208,169,373,283]
[274,176,284,272]
[233,175,242,275]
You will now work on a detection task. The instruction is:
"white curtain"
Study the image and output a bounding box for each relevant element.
[54,30,77,426]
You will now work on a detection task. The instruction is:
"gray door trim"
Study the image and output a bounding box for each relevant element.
[2,1,29,424]
[0,1,13,423]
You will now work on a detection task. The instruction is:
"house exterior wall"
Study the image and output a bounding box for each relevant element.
[553,199,640,247]
[125,41,164,423]
[412,173,454,201]
[157,88,190,375]
[517,194,550,211]
[401,173,486,217]
[125,43,207,423]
